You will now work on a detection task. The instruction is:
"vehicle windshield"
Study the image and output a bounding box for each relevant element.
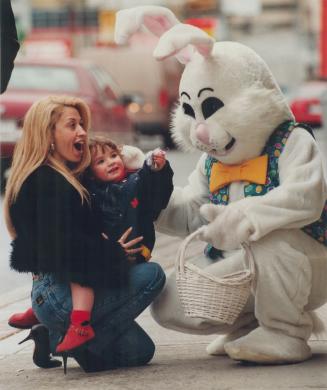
[8,65,80,91]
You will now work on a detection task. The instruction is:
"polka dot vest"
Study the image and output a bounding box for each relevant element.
[204,121,327,254]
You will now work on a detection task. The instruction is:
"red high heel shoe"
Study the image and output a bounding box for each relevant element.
[8,307,40,329]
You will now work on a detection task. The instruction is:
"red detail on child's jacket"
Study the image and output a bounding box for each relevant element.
[130,197,139,208]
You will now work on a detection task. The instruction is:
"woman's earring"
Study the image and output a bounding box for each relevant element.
[50,143,55,153]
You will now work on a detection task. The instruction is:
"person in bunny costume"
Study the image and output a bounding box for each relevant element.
[115,6,327,364]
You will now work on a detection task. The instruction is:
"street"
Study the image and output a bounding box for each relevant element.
[0,200,30,296]
[1,3,327,386]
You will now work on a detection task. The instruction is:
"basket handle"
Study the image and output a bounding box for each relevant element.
[176,230,201,274]
[176,230,256,279]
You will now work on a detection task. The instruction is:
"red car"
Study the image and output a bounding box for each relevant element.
[0,58,136,189]
[289,80,327,127]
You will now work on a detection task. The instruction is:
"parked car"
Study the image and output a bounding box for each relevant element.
[79,44,183,148]
[289,80,327,127]
[0,57,136,190]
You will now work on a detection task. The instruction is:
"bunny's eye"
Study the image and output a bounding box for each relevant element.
[201,97,224,119]
[182,103,196,119]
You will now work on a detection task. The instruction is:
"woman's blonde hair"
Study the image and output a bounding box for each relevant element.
[4,95,91,238]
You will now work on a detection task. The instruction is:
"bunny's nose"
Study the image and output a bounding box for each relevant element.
[195,123,210,145]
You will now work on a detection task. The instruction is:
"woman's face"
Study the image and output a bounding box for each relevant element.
[52,106,87,164]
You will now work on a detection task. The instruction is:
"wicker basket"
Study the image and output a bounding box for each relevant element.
[176,231,255,325]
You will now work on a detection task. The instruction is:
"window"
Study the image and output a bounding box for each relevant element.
[88,65,120,100]
[32,8,98,29]
[8,65,80,92]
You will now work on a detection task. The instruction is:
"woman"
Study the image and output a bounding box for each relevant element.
[4,95,166,372]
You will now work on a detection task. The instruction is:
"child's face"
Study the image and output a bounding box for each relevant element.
[90,147,126,182]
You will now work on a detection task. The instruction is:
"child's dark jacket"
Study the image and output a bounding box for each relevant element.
[85,161,174,262]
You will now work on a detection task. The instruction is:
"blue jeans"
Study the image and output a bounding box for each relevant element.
[31,262,166,372]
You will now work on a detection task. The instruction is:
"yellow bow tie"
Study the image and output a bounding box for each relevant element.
[210,154,268,193]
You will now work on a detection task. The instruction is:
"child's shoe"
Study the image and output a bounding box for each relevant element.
[56,322,95,353]
[8,307,40,329]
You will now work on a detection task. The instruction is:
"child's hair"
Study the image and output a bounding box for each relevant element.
[88,135,123,159]
[85,135,124,179]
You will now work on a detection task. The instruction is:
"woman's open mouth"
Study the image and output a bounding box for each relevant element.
[73,141,84,152]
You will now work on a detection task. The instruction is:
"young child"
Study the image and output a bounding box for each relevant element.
[56,136,174,354]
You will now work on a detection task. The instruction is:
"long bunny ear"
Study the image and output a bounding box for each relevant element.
[114,6,180,45]
[153,24,215,64]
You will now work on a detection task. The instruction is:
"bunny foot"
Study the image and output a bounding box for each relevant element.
[224,327,312,364]
[206,322,258,356]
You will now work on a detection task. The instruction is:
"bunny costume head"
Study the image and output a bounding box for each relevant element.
[116,6,292,165]
[173,41,294,165]
[115,6,327,365]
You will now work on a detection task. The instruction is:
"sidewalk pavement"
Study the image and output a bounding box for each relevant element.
[1,234,327,389]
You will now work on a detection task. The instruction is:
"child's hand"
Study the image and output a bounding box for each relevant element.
[151,149,166,171]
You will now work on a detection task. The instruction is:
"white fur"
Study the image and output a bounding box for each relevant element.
[198,204,253,250]
[121,145,145,171]
[153,24,214,64]
[171,43,293,164]
[115,6,327,365]
[115,6,179,44]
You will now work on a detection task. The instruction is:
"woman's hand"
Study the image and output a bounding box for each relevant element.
[118,227,143,260]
